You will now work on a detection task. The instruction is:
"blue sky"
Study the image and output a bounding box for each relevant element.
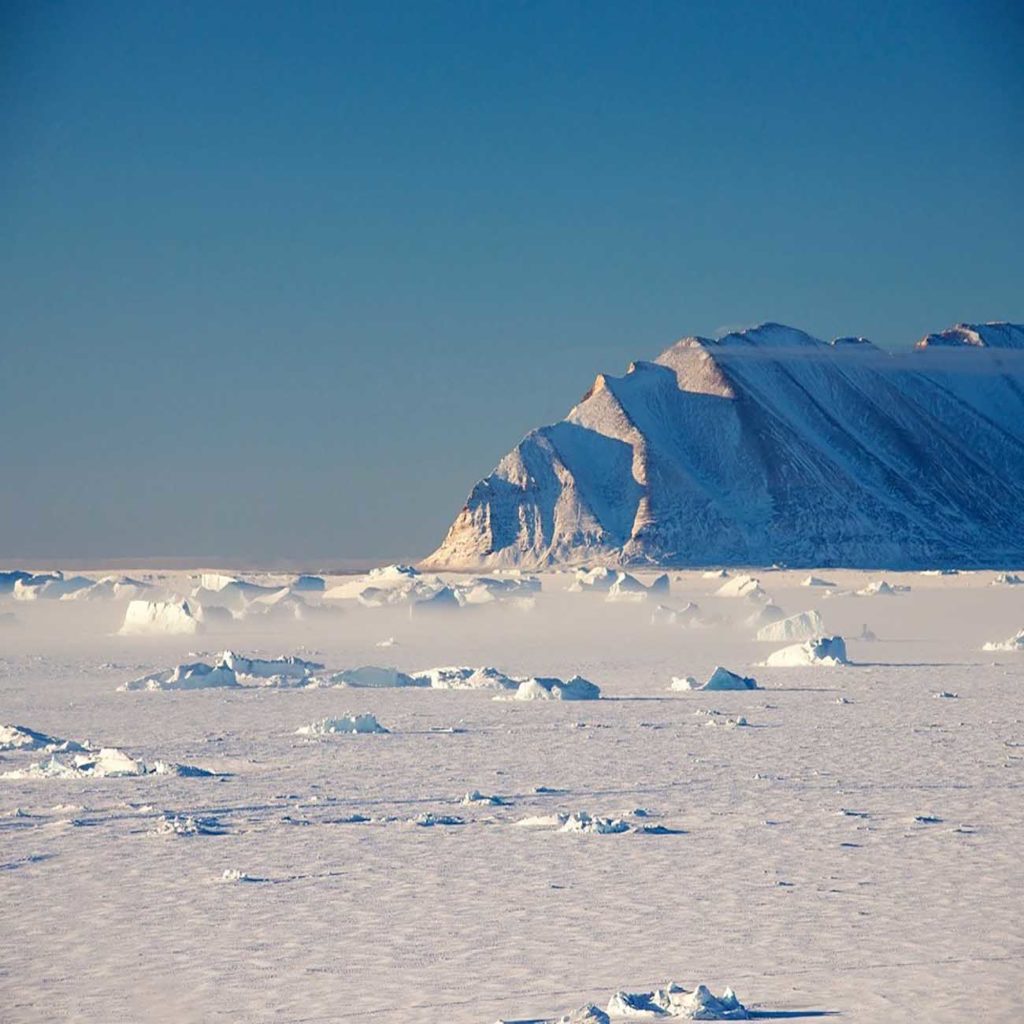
[2,0,1022,561]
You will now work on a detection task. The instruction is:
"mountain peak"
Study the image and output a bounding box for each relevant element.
[423,321,1024,570]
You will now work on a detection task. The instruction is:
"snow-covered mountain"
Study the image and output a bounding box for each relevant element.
[424,322,1024,569]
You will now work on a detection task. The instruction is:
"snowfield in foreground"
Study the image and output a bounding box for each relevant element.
[0,565,1022,1023]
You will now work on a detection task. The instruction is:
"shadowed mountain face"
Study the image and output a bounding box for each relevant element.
[423,322,1024,570]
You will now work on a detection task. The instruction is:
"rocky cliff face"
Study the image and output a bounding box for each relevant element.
[423,322,1024,569]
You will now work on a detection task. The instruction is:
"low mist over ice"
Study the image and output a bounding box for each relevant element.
[2,562,1023,1021]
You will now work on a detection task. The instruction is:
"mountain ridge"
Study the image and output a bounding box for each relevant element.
[423,322,1024,570]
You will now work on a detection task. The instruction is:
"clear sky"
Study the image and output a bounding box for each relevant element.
[2,1,1022,562]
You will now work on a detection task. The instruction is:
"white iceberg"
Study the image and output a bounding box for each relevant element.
[295,714,389,736]
[220,651,323,680]
[857,579,910,596]
[504,676,601,701]
[292,575,326,592]
[744,602,785,629]
[569,566,617,592]
[316,666,423,688]
[756,610,825,642]
[993,573,1023,586]
[61,575,153,601]
[121,662,240,692]
[13,572,94,601]
[607,982,747,1020]
[982,629,1024,652]
[764,636,848,667]
[0,724,84,752]
[118,599,203,636]
[1,747,211,779]
[715,575,763,599]
[801,575,836,587]
[672,667,759,691]
[411,665,518,690]
[605,572,649,602]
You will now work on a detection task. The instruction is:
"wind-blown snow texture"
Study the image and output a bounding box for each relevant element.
[425,322,1024,569]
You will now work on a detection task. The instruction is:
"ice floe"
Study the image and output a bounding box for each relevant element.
[671,667,759,691]
[764,636,848,667]
[118,599,203,636]
[755,609,825,642]
[295,714,389,736]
